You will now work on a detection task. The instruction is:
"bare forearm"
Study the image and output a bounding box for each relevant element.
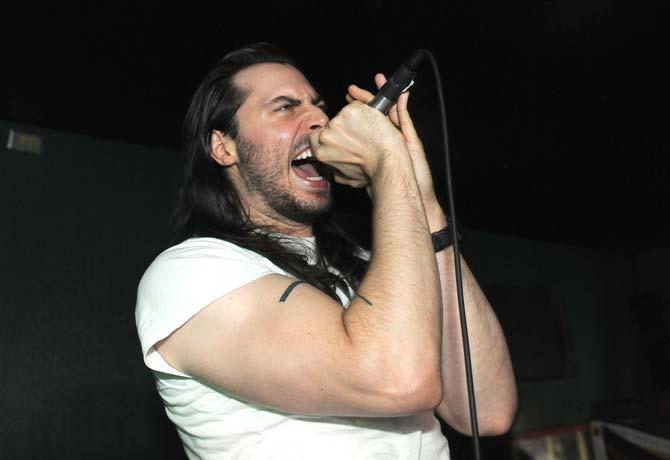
[343,156,442,401]
[425,204,517,434]
[313,101,443,408]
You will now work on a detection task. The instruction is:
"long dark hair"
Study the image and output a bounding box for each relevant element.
[171,43,367,303]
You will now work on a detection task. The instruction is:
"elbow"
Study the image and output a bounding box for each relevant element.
[352,341,443,415]
[446,412,516,437]
[402,371,443,413]
[381,364,443,415]
[478,396,519,436]
[479,405,517,436]
[484,388,519,435]
[442,393,518,436]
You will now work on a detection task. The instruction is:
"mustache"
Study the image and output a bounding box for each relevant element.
[290,134,313,156]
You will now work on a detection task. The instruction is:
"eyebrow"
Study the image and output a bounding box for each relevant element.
[269,95,327,110]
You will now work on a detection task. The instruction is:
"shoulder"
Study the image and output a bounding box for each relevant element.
[135,237,285,373]
[136,237,284,328]
[152,237,270,267]
[140,237,281,288]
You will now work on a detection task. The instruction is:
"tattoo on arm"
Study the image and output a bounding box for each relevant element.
[279,281,306,303]
[355,293,373,306]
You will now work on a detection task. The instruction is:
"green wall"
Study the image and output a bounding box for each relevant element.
[463,231,644,432]
[0,120,658,455]
[0,120,185,459]
[635,248,670,296]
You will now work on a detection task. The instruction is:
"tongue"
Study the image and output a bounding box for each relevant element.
[292,162,320,179]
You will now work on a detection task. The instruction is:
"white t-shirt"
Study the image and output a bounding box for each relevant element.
[136,237,450,459]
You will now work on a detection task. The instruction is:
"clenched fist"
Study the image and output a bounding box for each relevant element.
[309,101,409,188]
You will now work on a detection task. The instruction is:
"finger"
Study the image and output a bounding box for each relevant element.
[374,73,387,90]
[334,175,367,188]
[398,91,409,112]
[347,84,374,104]
[388,101,400,127]
[396,91,420,142]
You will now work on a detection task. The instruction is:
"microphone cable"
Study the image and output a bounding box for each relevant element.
[368,49,482,459]
[424,49,482,460]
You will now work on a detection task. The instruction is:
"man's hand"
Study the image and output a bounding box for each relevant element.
[346,74,440,211]
[309,100,409,188]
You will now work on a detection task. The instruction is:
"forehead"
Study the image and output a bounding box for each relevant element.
[233,63,317,104]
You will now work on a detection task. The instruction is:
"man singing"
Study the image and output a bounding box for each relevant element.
[136,42,517,459]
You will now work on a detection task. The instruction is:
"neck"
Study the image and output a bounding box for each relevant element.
[247,204,314,238]
[230,174,317,238]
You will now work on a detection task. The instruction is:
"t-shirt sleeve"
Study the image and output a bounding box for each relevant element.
[135,238,281,376]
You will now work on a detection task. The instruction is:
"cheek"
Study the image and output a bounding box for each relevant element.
[251,141,290,177]
[268,131,295,162]
[273,127,294,150]
[241,121,298,170]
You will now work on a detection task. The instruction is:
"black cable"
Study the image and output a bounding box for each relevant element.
[424,49,482,460]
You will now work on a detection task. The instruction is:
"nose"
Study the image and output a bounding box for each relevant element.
[307,105,328,131]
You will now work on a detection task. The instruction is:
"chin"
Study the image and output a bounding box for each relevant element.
[282,193,333,225]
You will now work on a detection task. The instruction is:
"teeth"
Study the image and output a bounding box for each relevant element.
[306,175,323,181]
[295,149,313,161]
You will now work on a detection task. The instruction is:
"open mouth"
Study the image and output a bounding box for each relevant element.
[290,148,332,184]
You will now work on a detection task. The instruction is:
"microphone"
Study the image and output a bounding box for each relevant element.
[368,49,426,114]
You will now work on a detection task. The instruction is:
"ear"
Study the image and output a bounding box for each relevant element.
[210,130,238,167]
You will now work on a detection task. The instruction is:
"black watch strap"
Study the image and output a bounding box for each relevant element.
[431,227,460,252]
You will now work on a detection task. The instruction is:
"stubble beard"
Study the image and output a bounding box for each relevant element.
[236,135,332,225]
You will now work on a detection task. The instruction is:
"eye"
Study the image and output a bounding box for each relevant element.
[275,103,297,112]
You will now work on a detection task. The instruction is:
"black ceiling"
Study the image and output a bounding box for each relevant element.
[3,1,669,250]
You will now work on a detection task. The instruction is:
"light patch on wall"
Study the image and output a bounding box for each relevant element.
[7,129,43,155]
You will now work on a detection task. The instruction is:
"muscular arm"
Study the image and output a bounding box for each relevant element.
[346,78,517,433]
[156,103,443,417]
[425,204,517,435]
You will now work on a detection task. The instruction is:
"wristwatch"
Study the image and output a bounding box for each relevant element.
[431,227,460,252]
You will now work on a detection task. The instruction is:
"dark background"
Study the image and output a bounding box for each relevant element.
[3,0,669,249]
[1,1,668,458]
